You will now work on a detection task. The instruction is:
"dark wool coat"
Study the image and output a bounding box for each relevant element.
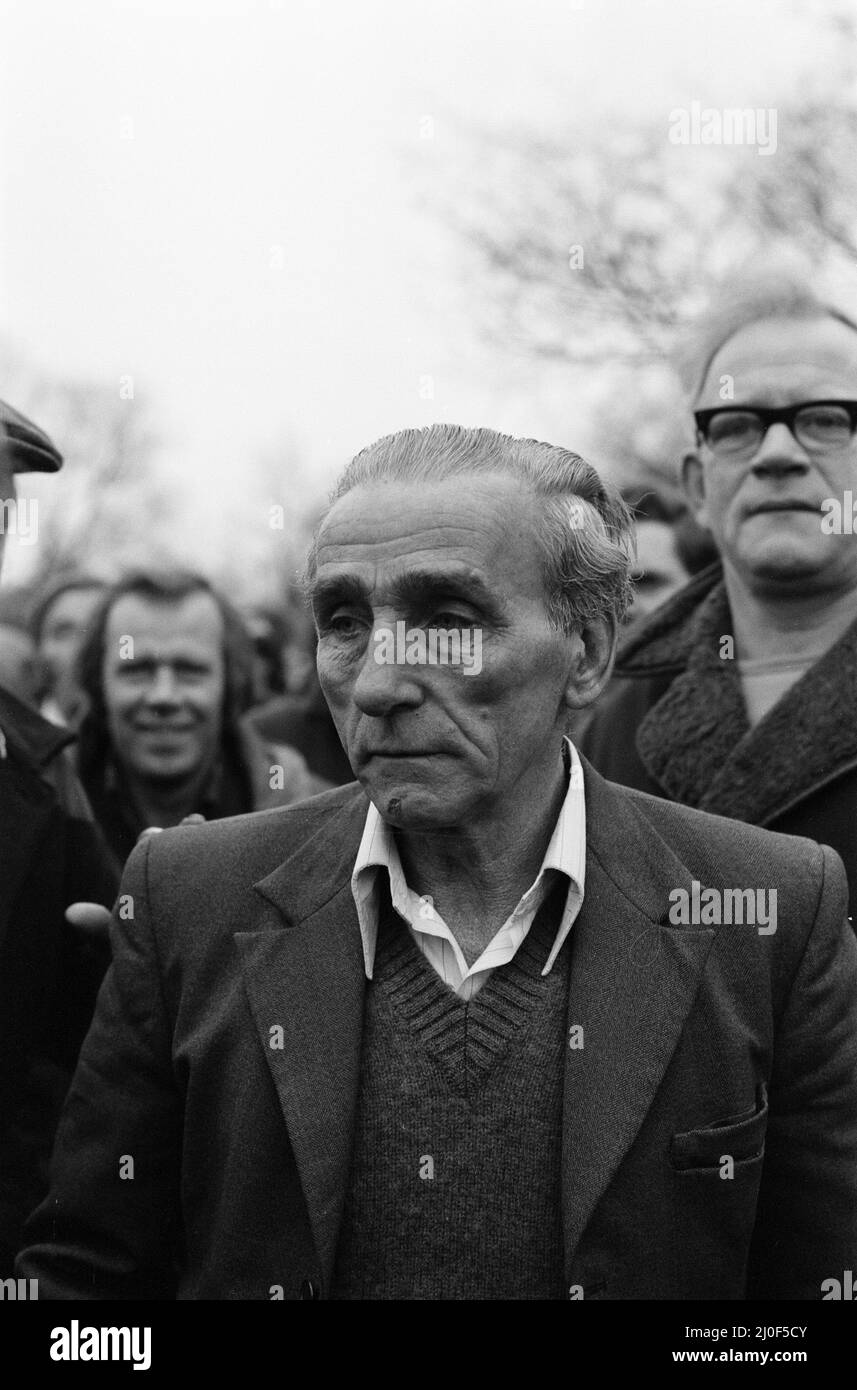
[0,686,115,1273]
[16,768,857,1299]
[580,563,857,922]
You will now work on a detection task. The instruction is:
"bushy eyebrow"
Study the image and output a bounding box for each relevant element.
[393,567,501,613]
[309,567,505,618]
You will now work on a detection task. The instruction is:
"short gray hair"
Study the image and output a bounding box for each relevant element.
[679,261,857,402]
[304,424,635,632]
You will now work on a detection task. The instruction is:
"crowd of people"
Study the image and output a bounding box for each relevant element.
[1,262,857,1299]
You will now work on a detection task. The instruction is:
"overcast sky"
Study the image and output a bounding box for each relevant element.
[0,0,838,577]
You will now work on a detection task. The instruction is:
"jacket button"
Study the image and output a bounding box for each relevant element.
[299,1278,319,1300]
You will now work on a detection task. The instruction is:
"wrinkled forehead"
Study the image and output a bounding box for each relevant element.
[311,475,546,604]
[696,314,857,409]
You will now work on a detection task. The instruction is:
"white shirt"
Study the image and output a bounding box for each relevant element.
[350,738,586,1000]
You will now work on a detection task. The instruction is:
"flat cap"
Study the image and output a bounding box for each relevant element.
[0,398,63,473]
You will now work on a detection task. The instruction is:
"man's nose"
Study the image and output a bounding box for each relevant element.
[143,664,182,707]
[352,629,424,718]
[750,423,811,477]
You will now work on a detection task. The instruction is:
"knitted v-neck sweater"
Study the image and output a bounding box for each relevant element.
[331,881,572,1300]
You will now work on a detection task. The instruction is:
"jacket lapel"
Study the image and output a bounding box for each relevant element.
[635,581,749,810]
[234,787,368,1290]
[562,763,715,1263]
[698,617,857,825]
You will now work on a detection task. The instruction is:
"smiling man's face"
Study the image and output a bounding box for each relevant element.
[102,591,226,789]
[311,473,588,832]
[685,315,857,594]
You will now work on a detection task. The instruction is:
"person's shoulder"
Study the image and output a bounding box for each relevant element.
[0,682,74,769]
[620,780,833,889]
[142,780,366,885]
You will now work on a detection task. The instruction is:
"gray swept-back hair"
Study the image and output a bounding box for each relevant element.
[303,424,636,632]
[679,261,857,403]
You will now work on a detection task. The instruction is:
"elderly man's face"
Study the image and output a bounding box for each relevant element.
[102,592,226,787]
[686,315,857,593]
[312,473,592,830]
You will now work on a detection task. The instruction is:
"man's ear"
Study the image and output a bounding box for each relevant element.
[563,614,617,711]
[681,448,710,529]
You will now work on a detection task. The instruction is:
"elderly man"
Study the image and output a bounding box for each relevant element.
[17,425,857,1300]
[580,270,857,918]
[73,570,328,881]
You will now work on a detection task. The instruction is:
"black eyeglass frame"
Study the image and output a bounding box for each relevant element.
[693,399,857,452]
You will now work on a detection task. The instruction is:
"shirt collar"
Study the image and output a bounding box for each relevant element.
[351,736,586,981]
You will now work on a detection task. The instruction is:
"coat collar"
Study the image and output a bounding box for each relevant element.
[0,683,75,769]
[615,561,724,678]
[618,566,857,827]
[235,769,711,1282]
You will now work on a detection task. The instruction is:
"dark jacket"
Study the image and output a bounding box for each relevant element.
[16,764,857,1299]
[0,686,115,1273]
[580,563,857,920]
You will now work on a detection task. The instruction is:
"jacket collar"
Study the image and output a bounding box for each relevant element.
[618,565,857,826]
[0,683,75,768]
[615,561,725,678]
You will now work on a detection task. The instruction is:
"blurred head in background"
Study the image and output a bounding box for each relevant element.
[0,587,39,705]
[619,487,689,620]
[30,573,107,725]
[240,604,288,706]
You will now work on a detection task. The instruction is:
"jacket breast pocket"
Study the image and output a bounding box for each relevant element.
[670,1085,769,1172]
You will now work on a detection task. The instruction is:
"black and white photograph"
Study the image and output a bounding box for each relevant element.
[1,0,856,1361]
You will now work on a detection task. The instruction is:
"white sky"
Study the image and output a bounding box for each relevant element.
[0,0,839,575]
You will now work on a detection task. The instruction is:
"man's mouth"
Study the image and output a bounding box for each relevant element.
[133,724,195,737]
[747,500,819,515]
[365,749,434,758]
[744,500,816,522]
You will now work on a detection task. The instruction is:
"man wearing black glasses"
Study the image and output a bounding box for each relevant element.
[580,268,857,919]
